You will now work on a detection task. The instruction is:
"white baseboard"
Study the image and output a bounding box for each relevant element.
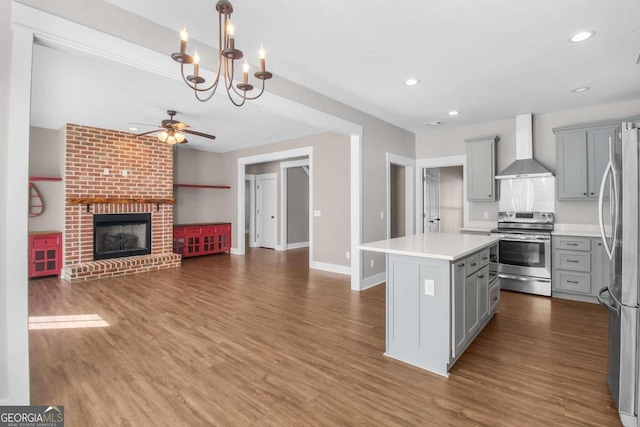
[286,241,309,250]
[309,261,351,276]
[359,272,386,291]
[275,244,285,251]
[230,248,243,255]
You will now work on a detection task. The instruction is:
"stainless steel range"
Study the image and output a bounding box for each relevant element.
[490,211,554,296]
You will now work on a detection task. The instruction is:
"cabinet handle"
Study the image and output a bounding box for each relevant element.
[566,243,579,246]
[471,262,477,267]
[590,192,594,195]
[492,296,498,301]
[567,280,579,284]
[488,194,492,197]
[482,256,488,260]
[478,275,485,279]
[567,260,579,263]
[458,263,465,267]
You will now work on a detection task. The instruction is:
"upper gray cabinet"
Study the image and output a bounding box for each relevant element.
[554,122,620,200]
[465,136,498,201]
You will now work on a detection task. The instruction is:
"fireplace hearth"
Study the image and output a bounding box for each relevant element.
[93,213,151,260]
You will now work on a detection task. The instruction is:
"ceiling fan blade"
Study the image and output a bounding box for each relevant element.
[128,122,161,127]
[182,129,216,140]
[134,130,159,137]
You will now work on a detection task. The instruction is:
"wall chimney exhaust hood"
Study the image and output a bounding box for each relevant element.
[495,114,554,179]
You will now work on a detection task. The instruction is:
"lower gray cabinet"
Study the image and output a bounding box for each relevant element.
[465,273,479,336]
[452,251,496,359]
[452,260,466,357]
[552,235,610,302]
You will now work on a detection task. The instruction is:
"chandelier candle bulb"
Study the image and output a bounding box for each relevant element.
[227,21,235,49]
[243,61,249,84]
[259,45,266,72]
[193,50,200,77]
[180,27,189,54]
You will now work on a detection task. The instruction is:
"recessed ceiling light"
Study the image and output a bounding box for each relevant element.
[569,31,594,43]
[448,111,460,116]
[571,86,590,93]
[424,121,442,126]
[129,127,138,131]
[404,78,420,86]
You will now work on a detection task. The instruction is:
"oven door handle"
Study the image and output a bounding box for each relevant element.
[499,238,550,244]
[498,274,551,283]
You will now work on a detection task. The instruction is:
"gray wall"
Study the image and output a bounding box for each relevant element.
[222,132,352,267]
[416,99,640,224]
[28,126,65,232]
[390,164,405,238]
[173,147,232,225]
[0,0,10,403]
[439,166,463,233]
[287,167,309,244]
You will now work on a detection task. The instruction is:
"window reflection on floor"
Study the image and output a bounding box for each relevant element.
[28,314,109,330]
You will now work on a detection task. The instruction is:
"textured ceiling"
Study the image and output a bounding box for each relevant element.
[106,0,640,132]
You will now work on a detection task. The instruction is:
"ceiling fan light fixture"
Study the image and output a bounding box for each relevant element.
[157,130,169,142]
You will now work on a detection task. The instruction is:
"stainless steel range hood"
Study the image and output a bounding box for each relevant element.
[495,114,553,179]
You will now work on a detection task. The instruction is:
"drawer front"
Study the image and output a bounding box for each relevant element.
[202,226,217,235]
[173,228,186,237]
[489,282,500,312]
[31,235,60,247]
[216,224,231,234]
[465,253,480,277]
[555,250,591,272]
[478,248,491,269]
[555,271,591,294]
[554,236,591,251]
[185,227,202,236]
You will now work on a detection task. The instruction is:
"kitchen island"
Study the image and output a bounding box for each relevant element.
[358,233,501,377]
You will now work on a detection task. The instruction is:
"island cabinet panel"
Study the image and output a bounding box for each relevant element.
[387,254,451,377]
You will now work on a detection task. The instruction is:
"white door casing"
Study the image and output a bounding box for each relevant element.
[256,173,278,249]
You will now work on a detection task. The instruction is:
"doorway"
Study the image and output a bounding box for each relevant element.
[256,173,278,249]
[421,166,464,233]
[390,164,406,238]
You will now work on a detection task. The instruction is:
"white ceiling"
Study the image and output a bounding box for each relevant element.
[31,0,640,150]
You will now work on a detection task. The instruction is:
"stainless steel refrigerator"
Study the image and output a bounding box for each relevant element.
[598,120,639,427]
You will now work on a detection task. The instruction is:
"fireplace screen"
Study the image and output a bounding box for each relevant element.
[93,213,151,260]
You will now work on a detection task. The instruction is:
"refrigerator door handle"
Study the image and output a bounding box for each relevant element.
[598,160,614,261]
[597,286,620,314]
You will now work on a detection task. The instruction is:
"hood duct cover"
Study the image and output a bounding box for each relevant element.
[496,114,553,179]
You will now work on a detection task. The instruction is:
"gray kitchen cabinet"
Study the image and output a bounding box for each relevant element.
[465,273,479,336]
[552,235,610,303]
[452,260,466,358]
[554,122,620,200]
[452,250,494,359]
[465,136,498,201]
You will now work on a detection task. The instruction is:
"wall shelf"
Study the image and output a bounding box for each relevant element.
[173,184,231,189]
[29,176,63,182]
[67,197,176,212]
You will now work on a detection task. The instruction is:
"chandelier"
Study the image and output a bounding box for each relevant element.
[170,0,272,106]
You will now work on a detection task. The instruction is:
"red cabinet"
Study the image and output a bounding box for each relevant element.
[29,231,62,278]
[173,223,231,258]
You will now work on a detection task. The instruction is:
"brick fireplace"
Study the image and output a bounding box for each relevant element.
[62,124,181,282]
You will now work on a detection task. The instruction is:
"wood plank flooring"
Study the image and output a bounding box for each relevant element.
[29,248,621,426]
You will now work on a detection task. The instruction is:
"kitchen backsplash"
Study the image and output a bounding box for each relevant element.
[499,176,555,212]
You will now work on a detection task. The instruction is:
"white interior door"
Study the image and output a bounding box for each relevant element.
[423,168,441,233]
[257,174,277,249]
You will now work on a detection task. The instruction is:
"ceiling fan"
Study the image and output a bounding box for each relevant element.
[133,110,216,144]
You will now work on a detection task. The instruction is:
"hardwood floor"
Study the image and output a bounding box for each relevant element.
[29,248,620,426]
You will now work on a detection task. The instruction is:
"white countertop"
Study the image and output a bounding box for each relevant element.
[357,233,501,261]
[552,223,606,238]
